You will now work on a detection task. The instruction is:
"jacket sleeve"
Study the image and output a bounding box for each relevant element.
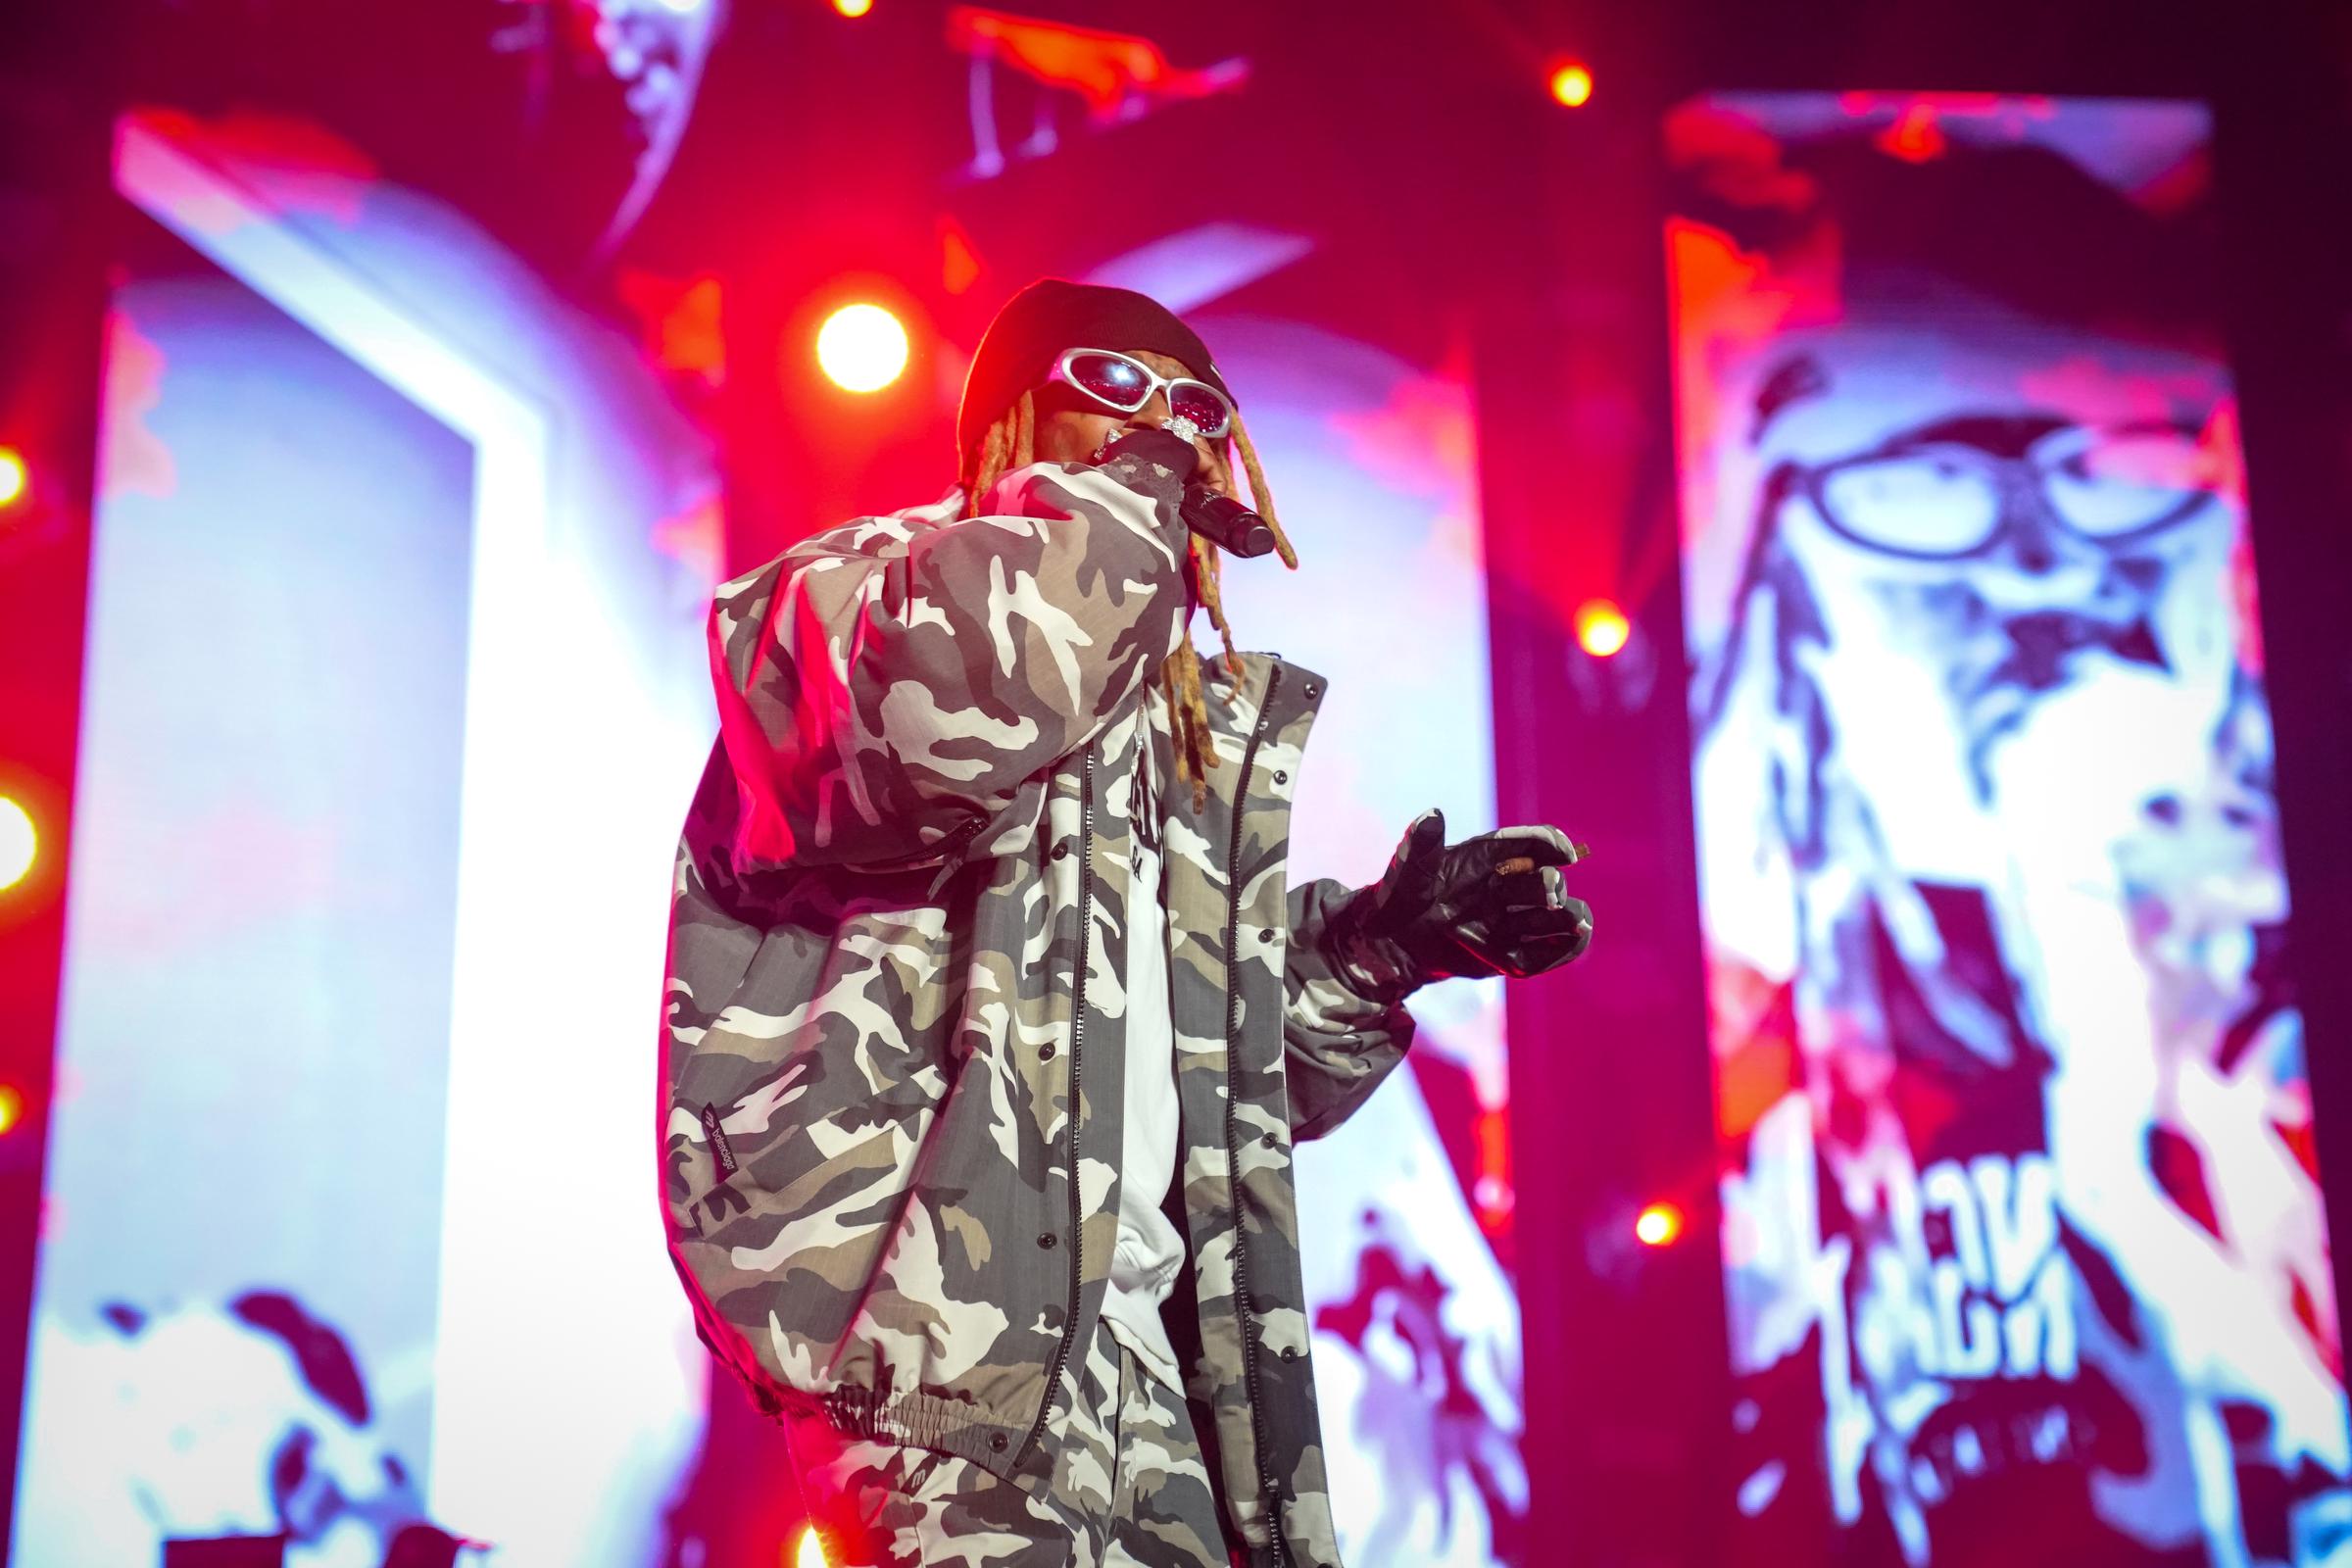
[710,453,1193,874]
[1281,877,1417,1141]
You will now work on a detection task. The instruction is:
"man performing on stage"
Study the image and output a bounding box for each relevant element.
[661,279,1592,1568]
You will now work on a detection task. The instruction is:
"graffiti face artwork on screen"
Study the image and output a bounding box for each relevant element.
[1670,96,2347,1566]
[22,1293,465,1565]
[18,113,715,1568]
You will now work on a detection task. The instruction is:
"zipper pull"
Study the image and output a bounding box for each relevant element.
[925,817,987,899]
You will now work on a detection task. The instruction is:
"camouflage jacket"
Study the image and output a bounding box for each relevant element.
[660,448,1414,1568]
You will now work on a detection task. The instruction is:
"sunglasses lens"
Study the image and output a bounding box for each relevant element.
[1063,353,1152,410]
[1170,382,1233,436]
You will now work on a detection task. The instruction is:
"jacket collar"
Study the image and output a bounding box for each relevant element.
[1194,650,1328,750]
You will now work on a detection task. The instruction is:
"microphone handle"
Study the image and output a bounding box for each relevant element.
[1179,487,1277,559]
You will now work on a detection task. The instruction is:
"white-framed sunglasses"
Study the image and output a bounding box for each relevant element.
[1045,347,1236,440]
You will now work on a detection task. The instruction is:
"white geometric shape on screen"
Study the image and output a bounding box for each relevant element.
[1085,221,1315,315]
[115,113,556,1529]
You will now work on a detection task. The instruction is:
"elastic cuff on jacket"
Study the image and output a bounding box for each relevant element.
[815,1385,1031,1482]
[1320,886,1422,1007]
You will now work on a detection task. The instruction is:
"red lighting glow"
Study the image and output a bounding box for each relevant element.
[1635,1202,1682,1248]
[815,303,909,393]
[1549,63,1593,109]
[1471,1103,1513,1235]
[1879,102,1948,163]
[0,795,34,891]
[1575,598,1630,658]
[939,220,983,295]
[948,9,1246,117]
[0,447,26,509]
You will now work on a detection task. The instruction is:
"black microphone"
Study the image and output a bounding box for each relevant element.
[1180,487,1277,558]
[1097,425,1277,558]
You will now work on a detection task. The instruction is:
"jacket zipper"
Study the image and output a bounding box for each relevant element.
[923,815,989,899]
[1021,745,1093,1462]
[1220,664,1289,1565]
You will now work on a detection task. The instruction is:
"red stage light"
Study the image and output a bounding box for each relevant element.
[1575,598,1630,658]
[0,1085,22,1137]
[1635,1201,1682,1248]
[0,446,27,509]
[832,0,872,16]
[1549,63,1593,109]
[816,303,909,393]
[0,795,34,891]
[793,1525,829,1568]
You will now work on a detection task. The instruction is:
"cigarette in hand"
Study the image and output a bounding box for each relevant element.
[1496,842,1591,876]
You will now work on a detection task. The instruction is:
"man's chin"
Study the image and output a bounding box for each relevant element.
[1952,646,2108,797]
[1955,645,2184,801]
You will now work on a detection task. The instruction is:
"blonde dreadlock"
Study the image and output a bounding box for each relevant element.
[960,393,1296,809]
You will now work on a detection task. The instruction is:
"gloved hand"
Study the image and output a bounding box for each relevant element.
[1099,426,1276,558]
[1322,809,1592,1003]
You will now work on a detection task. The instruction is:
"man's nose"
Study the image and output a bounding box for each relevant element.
[1127,390,1172,428]
[1974,491,2127,615]
[2006,517,2061,573]
[1991,488,2083,574]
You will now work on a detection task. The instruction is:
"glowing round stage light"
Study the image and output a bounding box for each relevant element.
[0,1085,22,1136]
[0,447,27,509]
[0,796,33,891]
[1635,1201,1683,1248]
[816,303,909,393]
[832,0,873,15]
[1549,63,1594,109]
[1575,597,1630,658]
[795,1524,829,1568]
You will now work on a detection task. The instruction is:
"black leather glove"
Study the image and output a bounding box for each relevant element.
[1322,809,1592,1003]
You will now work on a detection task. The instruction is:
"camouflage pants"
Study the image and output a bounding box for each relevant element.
[786,1318,1228,1567]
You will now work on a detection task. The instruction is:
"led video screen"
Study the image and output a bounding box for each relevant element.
[14,111,719,1567]
[1200,311,1523,1568]
[1669,94,2347,1565]
[14,107,1518,1568]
